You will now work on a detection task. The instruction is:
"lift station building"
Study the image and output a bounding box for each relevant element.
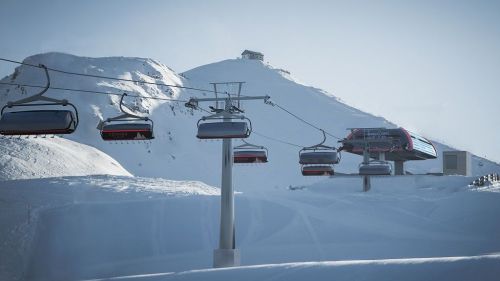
[442,151,472,176]
[341,128,438,175]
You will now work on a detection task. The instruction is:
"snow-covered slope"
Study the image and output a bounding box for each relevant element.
[0,137,131,180]
[0,175,218,281]
[0,52,186,180]
[1,175,499,280]
[2,53,500,281]
[1,53,499,189]
[86,254,500,281]
[184,59,500,184]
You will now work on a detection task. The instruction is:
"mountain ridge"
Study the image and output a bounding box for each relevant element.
[0,52,498,187]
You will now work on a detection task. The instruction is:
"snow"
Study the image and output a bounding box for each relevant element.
[84,254,500,281]
[1,53,500,280]
[1,175,500,280]
[1,53,498,190]
[0,137,131,180]
[0,176,219,281]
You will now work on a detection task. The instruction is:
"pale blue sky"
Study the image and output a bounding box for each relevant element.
[1,0,499,162]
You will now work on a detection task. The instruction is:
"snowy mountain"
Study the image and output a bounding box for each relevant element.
[1,52,500,281]
[0,52,498,188]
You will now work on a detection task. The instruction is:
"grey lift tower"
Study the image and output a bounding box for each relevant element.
[186,93,269,268]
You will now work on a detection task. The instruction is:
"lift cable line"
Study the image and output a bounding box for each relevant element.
[1,57,343,140]
[264,99,343,141]
[0,83,340,152]
[1,78,331,159]
[0,81,190,103]
[1,57,343,149]
[252,131,304,148]
[0,57,237,96]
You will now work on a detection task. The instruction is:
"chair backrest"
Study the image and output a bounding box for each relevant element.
[0,110,76,135]
[233,150,268,163]
[101,122,154,141]
[302,165,334,176]
[197,121,250,139]
[359,162,392,175]
[299,151,339,165]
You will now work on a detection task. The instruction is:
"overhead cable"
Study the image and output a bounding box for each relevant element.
[0,81,189,102]
[0,57,236,96]
[1,56,344,142]
[252,131,304,148]
[266,100,342,140]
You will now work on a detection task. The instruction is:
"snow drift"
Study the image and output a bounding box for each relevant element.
[1,175,499,280]
[0,137,131,180]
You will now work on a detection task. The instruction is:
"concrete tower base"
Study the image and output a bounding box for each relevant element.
[213,249,241,268]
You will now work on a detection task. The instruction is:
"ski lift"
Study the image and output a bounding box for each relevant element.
[359,160,392,176]
[98,93,154,141]
[233,139,268,164]
[196,107,251,139]
[299,131,339,165]
[302,165,334,176]
[0,64,79,136]
[299,130,339,176]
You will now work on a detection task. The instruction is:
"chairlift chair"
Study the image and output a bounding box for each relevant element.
[233,139,268,163]
[299,130,339,176]
[299,151,339,165]
[0,64,79,136]
[101,121,153,141]
[302,165,334,176]
[196,109,251,139]
[98,93,154,141]
[299,130,339,165]
[359,160,392,176]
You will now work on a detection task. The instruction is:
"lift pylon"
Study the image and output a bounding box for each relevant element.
[186,92,269,268]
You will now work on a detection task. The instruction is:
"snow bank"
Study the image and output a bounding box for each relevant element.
[2,175,499,280]
[85,254,500,281]
[0,137,131,180]
[0,176,218,281]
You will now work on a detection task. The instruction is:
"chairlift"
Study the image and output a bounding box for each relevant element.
[299,130,339,165]
[98,93,154,141]
[233,139,268,163]
[299,130,339,176]
[0,64,79,136]
[359,160,392,176]
[196,108,251,139]
[302,165,334,176]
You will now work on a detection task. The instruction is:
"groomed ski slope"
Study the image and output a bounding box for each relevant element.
[1,175,499,280]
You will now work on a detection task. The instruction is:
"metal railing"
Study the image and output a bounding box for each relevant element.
[470,173,500,187]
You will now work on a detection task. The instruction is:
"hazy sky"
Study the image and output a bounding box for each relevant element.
[1,0,499,162]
